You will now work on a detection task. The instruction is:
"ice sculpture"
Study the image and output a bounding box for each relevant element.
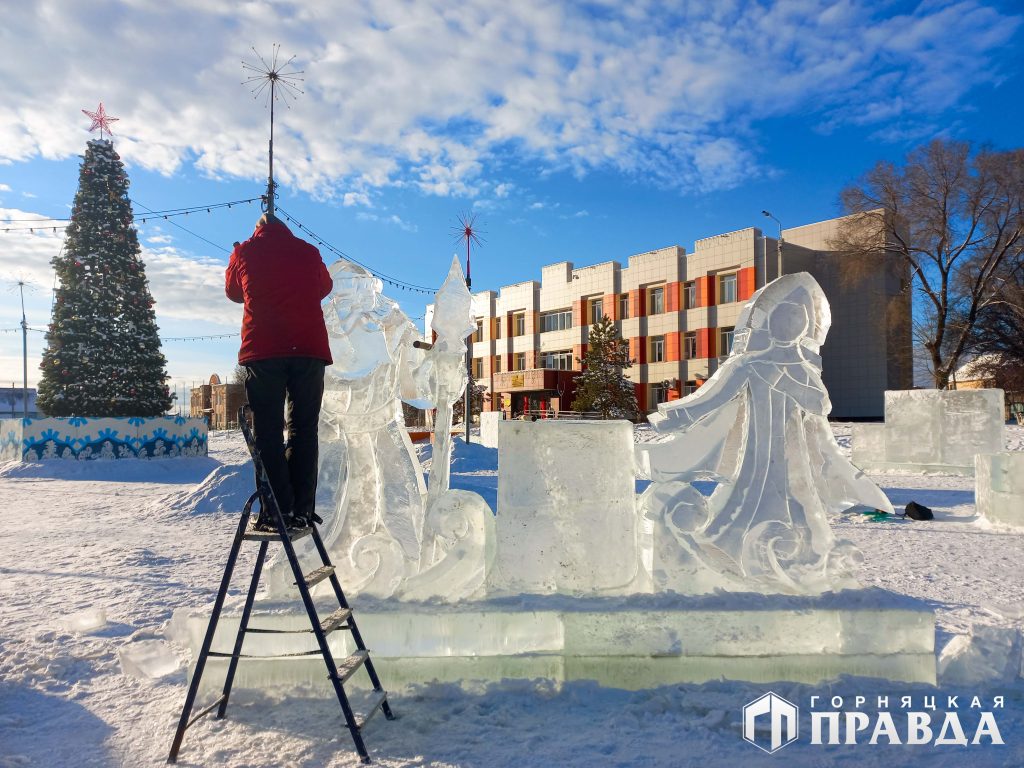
[423,257,475,506]
[265,259,492,601]
[639,273,892,595]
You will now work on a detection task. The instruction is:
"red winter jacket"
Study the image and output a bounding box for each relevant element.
[225,219,333,365]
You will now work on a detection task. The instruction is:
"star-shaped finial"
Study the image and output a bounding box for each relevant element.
[82,102,119,140]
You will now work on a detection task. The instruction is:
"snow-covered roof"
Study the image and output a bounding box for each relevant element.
[954,353,1005,382]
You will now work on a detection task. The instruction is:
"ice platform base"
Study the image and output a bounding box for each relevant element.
[169,590,936,692]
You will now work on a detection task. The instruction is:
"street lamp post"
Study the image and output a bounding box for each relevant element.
[761,210,783,280]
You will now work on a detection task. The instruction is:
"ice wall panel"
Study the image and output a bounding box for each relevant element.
[490,420,639,594]
[479,411,501,449]
[975,452,1024,529]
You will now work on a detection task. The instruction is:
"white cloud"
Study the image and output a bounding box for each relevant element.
[146,234,173,244]
[0,1,1018,195]
[0,183,11,192]
[355,211,418,232]
[21,191,37,199]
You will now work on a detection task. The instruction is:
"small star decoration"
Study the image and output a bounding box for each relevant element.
[82,102,118,139]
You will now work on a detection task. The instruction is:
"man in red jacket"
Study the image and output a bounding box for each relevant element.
[226,213,333,530]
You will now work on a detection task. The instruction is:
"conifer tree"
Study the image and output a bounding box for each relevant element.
[37,139,171,416]
[572,315,639,419]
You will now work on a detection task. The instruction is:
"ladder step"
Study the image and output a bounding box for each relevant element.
[321,607,353,633]
[243,609,351,635]
[184,694,227,731]
[243,526,313,542]
[355,689,389,731]
[207,649,324,659]
[331,649,369,685]
[299,565,336,589]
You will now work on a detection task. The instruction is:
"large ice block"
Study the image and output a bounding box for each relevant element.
[478,411,501,449]
[856,389,1004,475]
[975,452,1024,529]
[169,590,936,692]
[487,420,641,595]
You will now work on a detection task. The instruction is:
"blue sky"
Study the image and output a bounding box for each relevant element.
[1,0,1022,400]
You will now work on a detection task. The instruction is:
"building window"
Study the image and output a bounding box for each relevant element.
[718,273,737,304]
[650,335,665,363]
[541,350,573,370]
[589,298,603,324]
[514,312,526,336]
[683,380,698,396]
[619,293,629,320]
[540,309,572,333]
[719,326,735,356]
[472,357,483,379]
[494,355,502,373]
[683,332,697,359]
[683,281,696,309]
[472,318,484,343]
[648,285,665,315]
[651,382,670,405]
[514,352,526,371]
[494,318,501,339]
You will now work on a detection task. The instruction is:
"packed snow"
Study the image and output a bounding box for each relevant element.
[0,424,1022,766]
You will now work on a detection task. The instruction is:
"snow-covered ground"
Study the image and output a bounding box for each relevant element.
[1,425,1022,767]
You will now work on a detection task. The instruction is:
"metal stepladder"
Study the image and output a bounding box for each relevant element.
[168,405,395,764]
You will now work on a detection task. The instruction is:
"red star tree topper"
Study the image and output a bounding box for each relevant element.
[82,102,119,139]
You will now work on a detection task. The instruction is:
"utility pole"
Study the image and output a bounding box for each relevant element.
[762,210,783,280]
[17,280,28,418]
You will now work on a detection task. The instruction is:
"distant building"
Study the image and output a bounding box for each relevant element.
[190,374,248,429]
[427,213,912,420]
[0,387,40,418]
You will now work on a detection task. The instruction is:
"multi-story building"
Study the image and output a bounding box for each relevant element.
[190,373,248,429]
[428,213,912,420]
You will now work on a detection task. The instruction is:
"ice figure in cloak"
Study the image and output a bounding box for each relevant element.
[398,257,495,601]
[265,258,492,601]
[638,273,892,595]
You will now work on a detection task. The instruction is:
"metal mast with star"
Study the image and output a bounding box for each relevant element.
[242,45,304,217]
[453,213,484,442]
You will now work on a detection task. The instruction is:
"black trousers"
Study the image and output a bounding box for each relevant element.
[243,357,326,520]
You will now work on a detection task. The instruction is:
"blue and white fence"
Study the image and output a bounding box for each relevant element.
[0,416,208,461]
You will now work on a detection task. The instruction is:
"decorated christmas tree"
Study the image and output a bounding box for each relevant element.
[37,107,171,417]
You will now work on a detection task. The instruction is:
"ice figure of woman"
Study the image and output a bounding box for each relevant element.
[639,273,892,594]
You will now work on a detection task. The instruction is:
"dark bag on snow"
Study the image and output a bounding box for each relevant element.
[903,501,934,521]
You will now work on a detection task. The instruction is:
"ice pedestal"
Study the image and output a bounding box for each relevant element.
[975,452,1024,529]
[487,420,643,595]
[169,589,936,692]
[853,390,1004,475]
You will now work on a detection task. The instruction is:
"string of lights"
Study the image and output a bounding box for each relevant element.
[276,206,438,294]
[0,197,262,233]
[1,326,241,342]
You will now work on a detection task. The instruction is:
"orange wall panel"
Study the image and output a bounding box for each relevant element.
[603,293,618,321]
[665,281,681,313]
[738,266,757,301]
[696,327,716,359]
[666,331,681,362]
[629,289,646,318]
